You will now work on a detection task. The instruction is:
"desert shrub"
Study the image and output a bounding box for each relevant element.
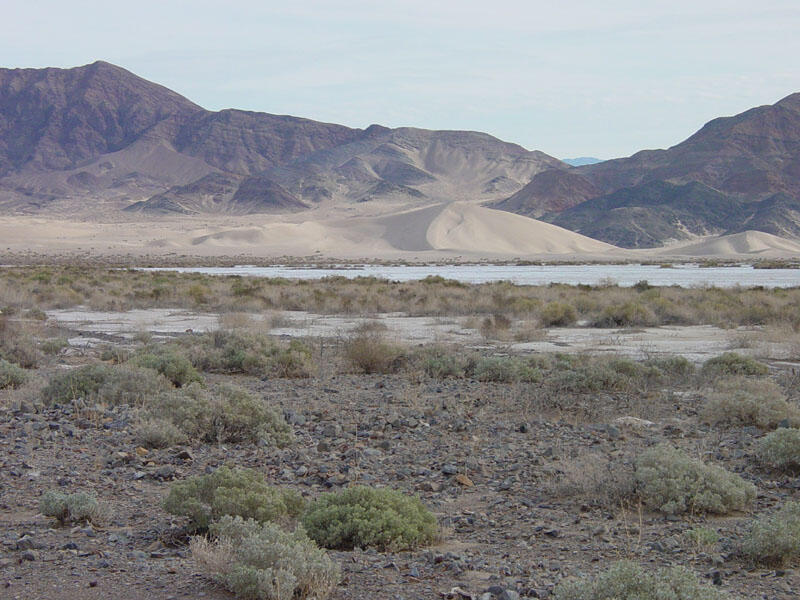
[539,301,577,327]
[471,356,541,383]
[134,417,188,449]
[192,515,339,600]
[479,313,512,338]
[40,337,69,355]
[553,561,729,600]
[182,332,314,378]
[41,364,115,404]
[740,501,800,566]
[0,359,27,389]
[545,355,661,394]
[634,445,756,515]
[593,301,657,328]
[342,332,405,374]
[131,347,203,387]
[757,428,800,471]
[644,355,694,378]
[414,346,466,379]
[0,329,40,368]
[144,383,293,446]
[703,377,800,429]
[164,467,304,531]
[39,490,103,524]
[700,352,768,379]
[41,364,170,406]
[684,526,719,551]
[543,453,635,507]
[301,486,438,551]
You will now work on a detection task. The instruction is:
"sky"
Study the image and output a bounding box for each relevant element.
[3,1,799,159]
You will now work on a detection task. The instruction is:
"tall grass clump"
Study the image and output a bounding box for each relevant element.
[634,445,756,515]
[40,490,105,525]
[343,332,405,374]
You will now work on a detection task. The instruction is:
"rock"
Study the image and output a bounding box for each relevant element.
[15,536,36,550]
[409,566,420,578]
[154,465,176,480]
[455,473,474,487]
[135,446,149,457]
[499,591,520,600]
[20,550,37,561]
[442,464,458,476]
[317,441,331,453]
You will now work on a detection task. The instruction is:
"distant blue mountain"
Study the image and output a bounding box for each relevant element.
[562,157,603,167]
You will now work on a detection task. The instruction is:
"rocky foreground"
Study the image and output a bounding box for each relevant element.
[1,340,799,600]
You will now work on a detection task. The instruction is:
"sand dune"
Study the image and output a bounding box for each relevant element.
[1,210,799,260]
[425,203,617,254]
[656,230,800,257]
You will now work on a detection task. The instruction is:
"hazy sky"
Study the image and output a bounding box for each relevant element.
[4,1,799,158]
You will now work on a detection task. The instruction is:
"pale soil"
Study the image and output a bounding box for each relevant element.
[47,307,799,363]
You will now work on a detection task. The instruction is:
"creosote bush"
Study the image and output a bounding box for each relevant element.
[301,486,438,551]
[143,383,293,446]
[634,445,756,515]
[414,346,467,379]
[192,516,339,600]
[740,501,800,566]
[703,377,800,429]
[164,467,304,531]
[0,358,27,389]
[757,428,800,472]
[700,352,768,379]
[134,417,188,449]
[40,490,103,524]
[554,561,729,600]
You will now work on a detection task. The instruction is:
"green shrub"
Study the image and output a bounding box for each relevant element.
[191,516,339,600]
[343,332,405,374]
[594,302,657,327]
[644,355,694,378]
[131,347,203,387]
[182,331,314,378]
[0,359,27,389]
[554,561,729,600]
[471,356,541,383]
[539,301,577,327]
[701,352,768,379]
[39,490,103,524]
[703,377,800,429]
[634,445,756,515]
[134,417,188,449]
[144,383,292,446]
[40,337,69,355]
[757,428,800,471]
[164,467,304,531]
[685,526,719,551]
[740,501,800,566]
[41,364,170,406]
[545,355,661,394]
[0,331,40,368]
[415,346,466,379]
[301,486,438,551]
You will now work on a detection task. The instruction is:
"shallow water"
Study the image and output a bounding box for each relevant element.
[142,263,800,288]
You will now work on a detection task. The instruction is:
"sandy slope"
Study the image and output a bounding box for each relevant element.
[1,206,799,260]
[652,231,800,257]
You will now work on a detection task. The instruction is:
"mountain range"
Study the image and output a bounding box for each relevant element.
[1,61,799,249]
